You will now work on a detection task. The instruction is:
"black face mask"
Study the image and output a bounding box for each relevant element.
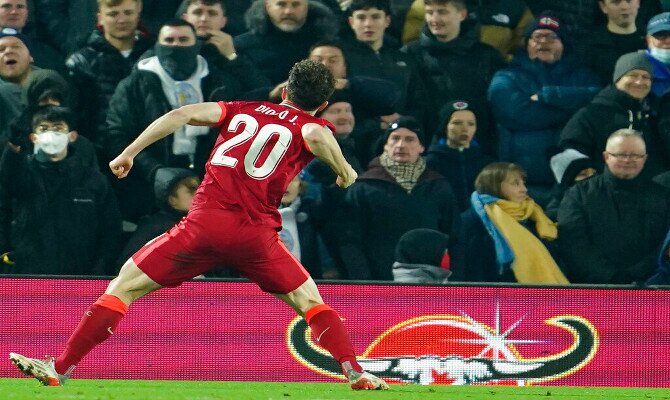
[155,43,200,81]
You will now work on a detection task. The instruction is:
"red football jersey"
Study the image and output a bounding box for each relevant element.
[190,101,335,229]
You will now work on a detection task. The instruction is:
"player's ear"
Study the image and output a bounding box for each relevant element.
[281,87,287,100]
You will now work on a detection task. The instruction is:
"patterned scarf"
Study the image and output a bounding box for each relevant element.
[380,153,426,193]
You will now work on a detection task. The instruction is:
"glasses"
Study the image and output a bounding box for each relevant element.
[606,152,646,161]
[529,32,559,42]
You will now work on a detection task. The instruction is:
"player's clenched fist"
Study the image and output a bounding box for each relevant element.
[336,165,357,188]
[109,154,134,179]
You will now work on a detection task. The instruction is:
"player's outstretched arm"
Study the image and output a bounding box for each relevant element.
[109,102,224,179]
[302,123,357,188]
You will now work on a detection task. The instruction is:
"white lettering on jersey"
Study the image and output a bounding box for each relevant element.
[211,113,293,179]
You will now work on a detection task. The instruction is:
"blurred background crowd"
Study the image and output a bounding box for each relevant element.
[1,0,670,286]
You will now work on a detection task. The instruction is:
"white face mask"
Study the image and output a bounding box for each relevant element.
[650,47,670,64]
[34,131,70,155]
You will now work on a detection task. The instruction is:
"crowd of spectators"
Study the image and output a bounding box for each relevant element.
[1,0,670,286]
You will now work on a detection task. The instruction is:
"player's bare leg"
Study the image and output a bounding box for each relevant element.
[275,279,389,390]
[10,258,162,386]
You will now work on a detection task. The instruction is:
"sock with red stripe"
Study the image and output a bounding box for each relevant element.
[305,304,363,375]
[54,294,128,375]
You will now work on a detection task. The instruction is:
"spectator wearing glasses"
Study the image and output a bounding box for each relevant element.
[560,51,668,177]
[488,11,600,206]
[557,128,670,284]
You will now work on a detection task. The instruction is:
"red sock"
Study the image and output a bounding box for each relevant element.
[54,294,128,375]
[305,304,363,375]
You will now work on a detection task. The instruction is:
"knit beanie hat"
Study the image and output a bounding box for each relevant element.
[612,51,653,83]
[550,149,595,188]
[384,116,425,146]
[0,27,32,53]
[395,228,450,269]
[437,100,477,133]
[524,11,567,45]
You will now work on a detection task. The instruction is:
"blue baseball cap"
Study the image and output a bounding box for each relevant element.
[647,12,670,35]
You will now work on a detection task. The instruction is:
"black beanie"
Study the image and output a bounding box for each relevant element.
[524,11,568,45]
[384,116,425,146]
[395,229,450,266]
[437,100,477,133]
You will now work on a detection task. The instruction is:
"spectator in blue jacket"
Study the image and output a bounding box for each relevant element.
[488,11,601,206]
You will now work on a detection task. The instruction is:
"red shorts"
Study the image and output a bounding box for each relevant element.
[131,209,310,294]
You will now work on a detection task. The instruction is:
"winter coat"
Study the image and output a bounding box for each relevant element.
[558,169,670,284]
[65,28,155,147]
[450,207,516,283]
[488,52,600,185]
[340,158,459,280]
[340,37,428,126]
[0,147,121,275]
[402,20,506,146]
[559,85,667,176]
[103,63,232,221]
[577,24,646,86]
[425,143,494,212]
[233,0,338,84]
[402,0,533,60]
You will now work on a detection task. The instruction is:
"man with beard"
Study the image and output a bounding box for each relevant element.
[102,19,233,221]
[233,0,339,85]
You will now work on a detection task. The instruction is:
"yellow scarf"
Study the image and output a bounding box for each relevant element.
[484,198,569,284]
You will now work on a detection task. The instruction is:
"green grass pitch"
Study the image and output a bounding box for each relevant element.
[0,379,668,400]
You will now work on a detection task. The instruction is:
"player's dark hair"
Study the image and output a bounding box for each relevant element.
[31,106,74,130]
[286,59,335,111]
[160,18,197,37]
[348,0,391,16]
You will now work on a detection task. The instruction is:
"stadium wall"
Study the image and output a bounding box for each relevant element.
[1,277,668,387]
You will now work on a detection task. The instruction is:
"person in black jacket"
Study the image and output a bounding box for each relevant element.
[103,19,237,221]
[560,51,668,177]
[558,128,670,284]
[233,0,339,85]
[0,106,121,275]
[401,0,505,148]
[576,0,647,86]
[65,0,155,153]
[340,116,459,280]
[340,0,429,131]
[425,100,494,211]
[181,0,270,93]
